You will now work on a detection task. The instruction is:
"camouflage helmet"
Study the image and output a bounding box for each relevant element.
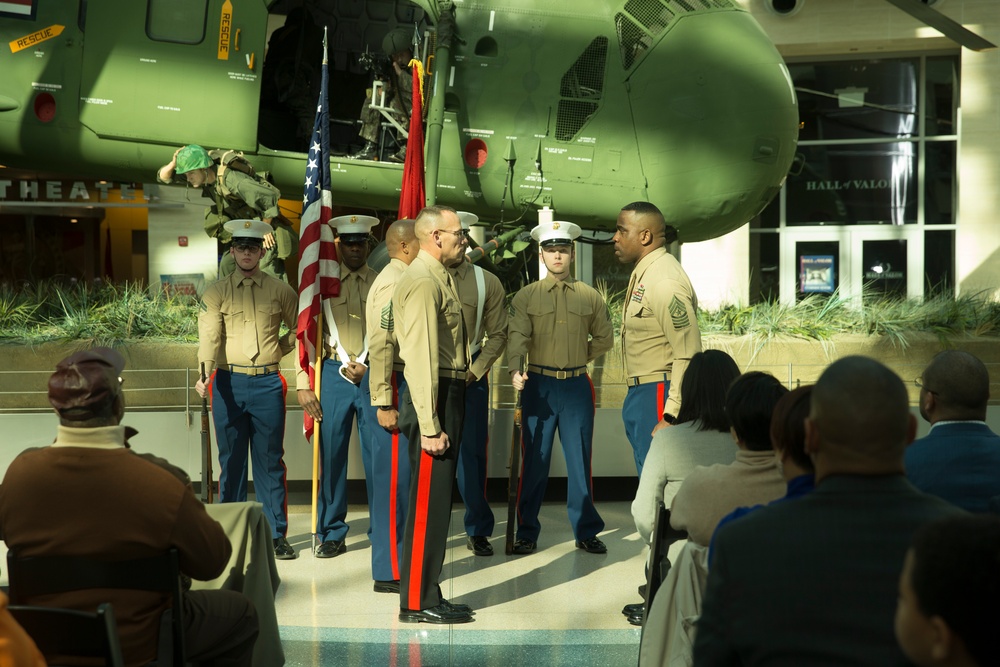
[382,28,412,57]
[175,144,213,174]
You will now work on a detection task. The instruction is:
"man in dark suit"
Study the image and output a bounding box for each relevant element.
[906,350,1000,513]
[694,356,963,667]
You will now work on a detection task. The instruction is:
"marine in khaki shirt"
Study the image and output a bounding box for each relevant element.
[393,206,475,623]
[295,215,380,559]
[614,201,702,476]
[195,219,298,560]
[507,220,613,556]
[362,218,418,587]
[449,210,509,555]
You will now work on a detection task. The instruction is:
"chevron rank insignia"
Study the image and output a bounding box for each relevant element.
[669,295,690,329]
[380,302,394,331]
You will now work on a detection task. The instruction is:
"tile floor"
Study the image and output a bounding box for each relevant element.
[276,501,645,666]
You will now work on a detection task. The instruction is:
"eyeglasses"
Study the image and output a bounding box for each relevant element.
[436,228,469,239]
[913,377,938,395]
[233,244,262,253]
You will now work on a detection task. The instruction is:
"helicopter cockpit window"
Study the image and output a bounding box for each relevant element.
[146,0,208,44]
[556,37,608,141]
[0,0,35,20]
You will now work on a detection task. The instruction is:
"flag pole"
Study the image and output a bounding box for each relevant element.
[311,307,323,553]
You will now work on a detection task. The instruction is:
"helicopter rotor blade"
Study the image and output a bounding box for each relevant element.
[883,0,996,52]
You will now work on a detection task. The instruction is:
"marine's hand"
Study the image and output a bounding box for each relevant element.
[421,432,450,455]
[510,370,527,391]
[377,408,399,432]
[343,361,367,384]
[651,418,672,436]
[466,370,477,386]
[195,378,208,399]
[298,389,323,421]
[262,232,276,250]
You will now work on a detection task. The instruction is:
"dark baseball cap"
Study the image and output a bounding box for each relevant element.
[48,347,125,420]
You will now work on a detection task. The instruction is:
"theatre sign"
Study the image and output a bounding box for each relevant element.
[0,178,146,203]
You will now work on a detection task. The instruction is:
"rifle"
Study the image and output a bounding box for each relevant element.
[200,363,214,504]
[504,391,523,555]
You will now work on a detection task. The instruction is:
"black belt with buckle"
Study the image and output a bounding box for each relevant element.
[527,364,588,380]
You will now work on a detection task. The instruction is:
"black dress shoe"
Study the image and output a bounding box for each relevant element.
[350,141,378,160]
[575,537,607,554]
[399,603,474,624]
[314,540,346,558]
[511,539,536,555]
[467,535,494,556]
[627,611,644,626]
[374,580,399,594]
[622,602,644,617]
[273,537,297,560]
[442,598,475,615]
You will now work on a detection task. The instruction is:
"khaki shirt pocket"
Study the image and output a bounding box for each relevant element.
[527,297,556,336]
[566,296,593,335]
[625,298,658,337]
[256,300,281,331]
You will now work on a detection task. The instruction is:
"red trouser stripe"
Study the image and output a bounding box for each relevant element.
[389,430,400,579]
[656,382,666,421]
[407,451,434,610]
[389,374,401,580]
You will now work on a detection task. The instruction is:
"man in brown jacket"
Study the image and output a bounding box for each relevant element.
[0,347,258,667]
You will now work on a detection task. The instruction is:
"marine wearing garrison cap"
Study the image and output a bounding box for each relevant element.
[450,211,508,558]
[507,219,613,555]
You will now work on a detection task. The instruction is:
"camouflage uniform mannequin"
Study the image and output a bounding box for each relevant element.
[157,145,299,283]
[352,28,415,163]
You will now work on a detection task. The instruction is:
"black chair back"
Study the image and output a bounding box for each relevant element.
[8,602,125,667]
[7,549,186,667]
[642,502,689,625]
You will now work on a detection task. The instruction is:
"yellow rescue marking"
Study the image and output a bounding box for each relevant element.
[218,0,233,60]
[10,25,64,54]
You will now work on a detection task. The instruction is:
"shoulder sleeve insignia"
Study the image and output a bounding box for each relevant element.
[380,302,394,332]
[668,295,690,330]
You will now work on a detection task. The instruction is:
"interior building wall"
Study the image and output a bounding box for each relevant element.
[737,0,1000,299]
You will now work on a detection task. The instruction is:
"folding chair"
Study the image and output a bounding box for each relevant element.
[7,549,187,667]
[8,602,124,667]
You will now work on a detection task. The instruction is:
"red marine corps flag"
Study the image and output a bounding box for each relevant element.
[296,28,339,443]
[397,57,426,218]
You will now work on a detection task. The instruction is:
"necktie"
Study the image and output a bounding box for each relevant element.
[242,278,259,361]
[621,272,636,359]
[554,282,569,369]
[347,273,363,356]
[447,274,470,368]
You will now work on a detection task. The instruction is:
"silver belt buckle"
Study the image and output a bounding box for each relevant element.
[555,370,568,380]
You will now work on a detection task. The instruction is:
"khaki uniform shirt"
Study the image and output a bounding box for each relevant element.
[296,262,377,390]
[366,257,407,407]
[393,250,468,436]
[449,260,508,380]
[198,270,297,372]
[507,275,614,372]
[622,247,702,417]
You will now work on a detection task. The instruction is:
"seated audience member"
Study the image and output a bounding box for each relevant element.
[626,349,740,625]
[669,371,787,546]
[0,348,259,667]
[906,350,1000,512]
[631,349,741,545]
[895,514,1000,667]
[695,356,964,666]
[708,385,815,564]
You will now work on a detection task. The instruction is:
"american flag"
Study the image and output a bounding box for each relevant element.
[296,31,339,441]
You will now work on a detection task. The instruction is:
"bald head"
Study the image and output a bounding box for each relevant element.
[808,356,913,478]
[921,350,990,421]
[386,218,416,258]
[414,205,456,243]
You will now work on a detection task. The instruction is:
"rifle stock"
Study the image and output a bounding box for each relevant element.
[504,392,523,555]
[200,363,214,504]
